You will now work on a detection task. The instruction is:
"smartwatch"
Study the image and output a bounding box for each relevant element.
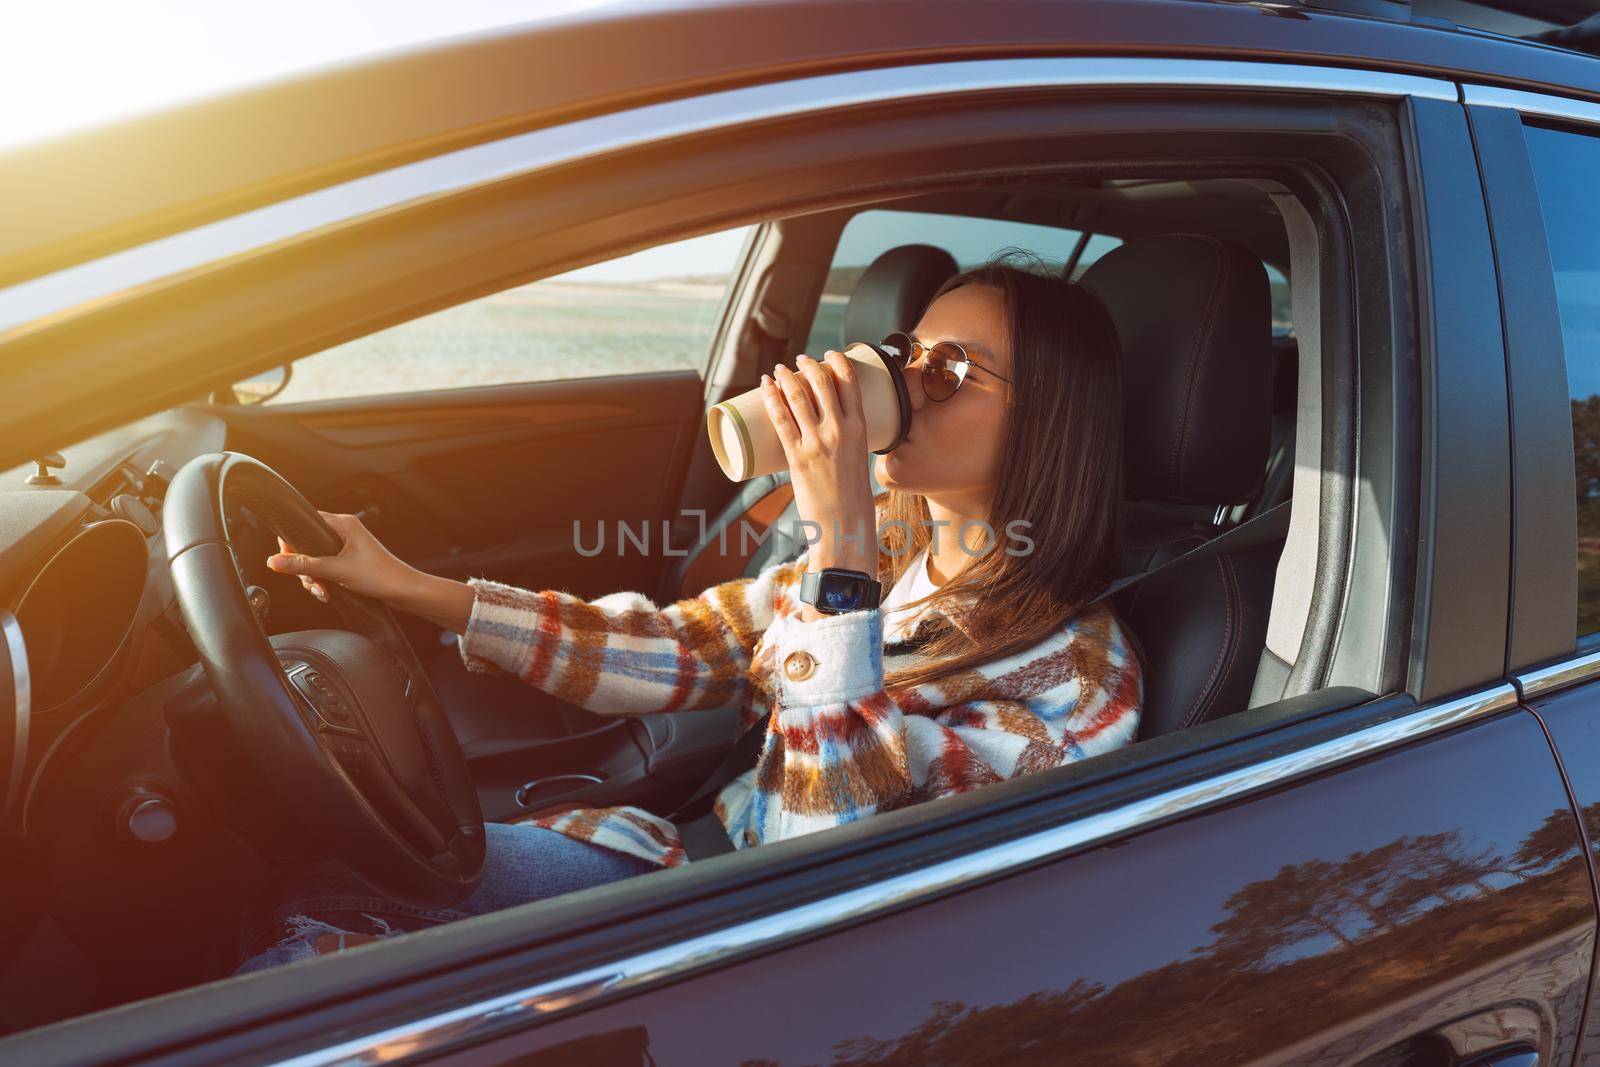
[799,568,882,615]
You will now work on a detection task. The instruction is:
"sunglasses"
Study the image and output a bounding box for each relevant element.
[880,331,1013,402]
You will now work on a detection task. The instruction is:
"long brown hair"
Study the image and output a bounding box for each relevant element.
[878,250,1126,691]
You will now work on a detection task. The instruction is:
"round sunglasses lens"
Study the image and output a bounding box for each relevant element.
[924,343,966,400]
[883,334,915,369]
[924,370,959,400]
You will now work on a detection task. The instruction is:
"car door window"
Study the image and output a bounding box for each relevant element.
[1516,129,1600,639]
[805,209,1097,353]
[1524,124,1600,636]
[266,226,754,405]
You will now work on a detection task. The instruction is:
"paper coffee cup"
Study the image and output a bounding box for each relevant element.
[707,340,912,481]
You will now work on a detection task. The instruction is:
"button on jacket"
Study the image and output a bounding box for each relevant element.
[782,649,816,681]
[458,516,1144,868]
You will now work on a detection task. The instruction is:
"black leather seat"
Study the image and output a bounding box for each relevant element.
[670,243,956,596]
[1080,235,1280,740]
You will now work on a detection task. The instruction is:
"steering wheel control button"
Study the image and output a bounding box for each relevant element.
[315,703,360,733]
[327,736,375,783]
[245,584,271,621]
[783,650,817,682]
[289,665,362,732]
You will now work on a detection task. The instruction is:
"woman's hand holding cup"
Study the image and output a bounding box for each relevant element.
[760,351,879,584]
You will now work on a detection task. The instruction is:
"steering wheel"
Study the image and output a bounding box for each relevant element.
[163,452,484,907]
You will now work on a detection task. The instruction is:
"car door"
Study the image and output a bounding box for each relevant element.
[201,229,769,792]
[1473,89,1600,1066]
[209,226,756,604]
[0,40,1590,1067]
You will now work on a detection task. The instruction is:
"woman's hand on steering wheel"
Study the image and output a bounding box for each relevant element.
[168,453,487,905]
[267,511,417,606]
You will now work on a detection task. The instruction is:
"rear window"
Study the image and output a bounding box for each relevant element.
[805,209,1098,354]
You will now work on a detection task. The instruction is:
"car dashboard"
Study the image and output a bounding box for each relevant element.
[0,405,237,836]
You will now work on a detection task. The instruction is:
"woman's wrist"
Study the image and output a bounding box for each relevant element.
[390,568,475,634]
[805,506,878,574]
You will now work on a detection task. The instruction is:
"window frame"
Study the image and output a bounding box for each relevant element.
[1464,92,1590,683]
[0,61,1465,1066]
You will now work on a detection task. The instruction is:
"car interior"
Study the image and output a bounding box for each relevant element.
[0,171,1327,1031]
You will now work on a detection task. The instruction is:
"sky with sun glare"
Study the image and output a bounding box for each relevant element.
[0,1,620,151]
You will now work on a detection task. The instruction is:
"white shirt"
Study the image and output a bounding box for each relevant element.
[881,547,942,644]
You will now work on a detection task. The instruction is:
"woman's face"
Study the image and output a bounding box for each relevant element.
[872,283,1012,514]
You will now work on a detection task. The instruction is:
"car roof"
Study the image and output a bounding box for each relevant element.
[2,0,1599,291]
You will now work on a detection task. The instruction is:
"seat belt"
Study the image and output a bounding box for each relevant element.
[669,500,1292,860]
[1099,499,1290,601]
[667,714,769,857]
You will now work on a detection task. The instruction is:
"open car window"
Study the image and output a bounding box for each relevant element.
[265,226,754,405]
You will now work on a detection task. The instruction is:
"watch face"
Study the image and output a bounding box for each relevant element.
[822,576,865,612]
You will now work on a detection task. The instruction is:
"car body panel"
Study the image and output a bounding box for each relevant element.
[1521,685,1600,1066]
[389,708,1595,1065]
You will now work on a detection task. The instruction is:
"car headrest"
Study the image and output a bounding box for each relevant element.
[843,243,959,345]
[1080,235,1272,505]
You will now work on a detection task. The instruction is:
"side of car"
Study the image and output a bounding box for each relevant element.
[3,14,1600,1067]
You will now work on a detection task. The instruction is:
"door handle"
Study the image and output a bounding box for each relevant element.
[515,773,603,809]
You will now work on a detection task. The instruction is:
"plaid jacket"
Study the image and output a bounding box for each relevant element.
[458,533,1144,868]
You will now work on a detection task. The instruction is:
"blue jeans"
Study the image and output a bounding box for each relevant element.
[235,823,656,975]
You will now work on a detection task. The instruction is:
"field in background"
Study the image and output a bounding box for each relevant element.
[270,280,728,405]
